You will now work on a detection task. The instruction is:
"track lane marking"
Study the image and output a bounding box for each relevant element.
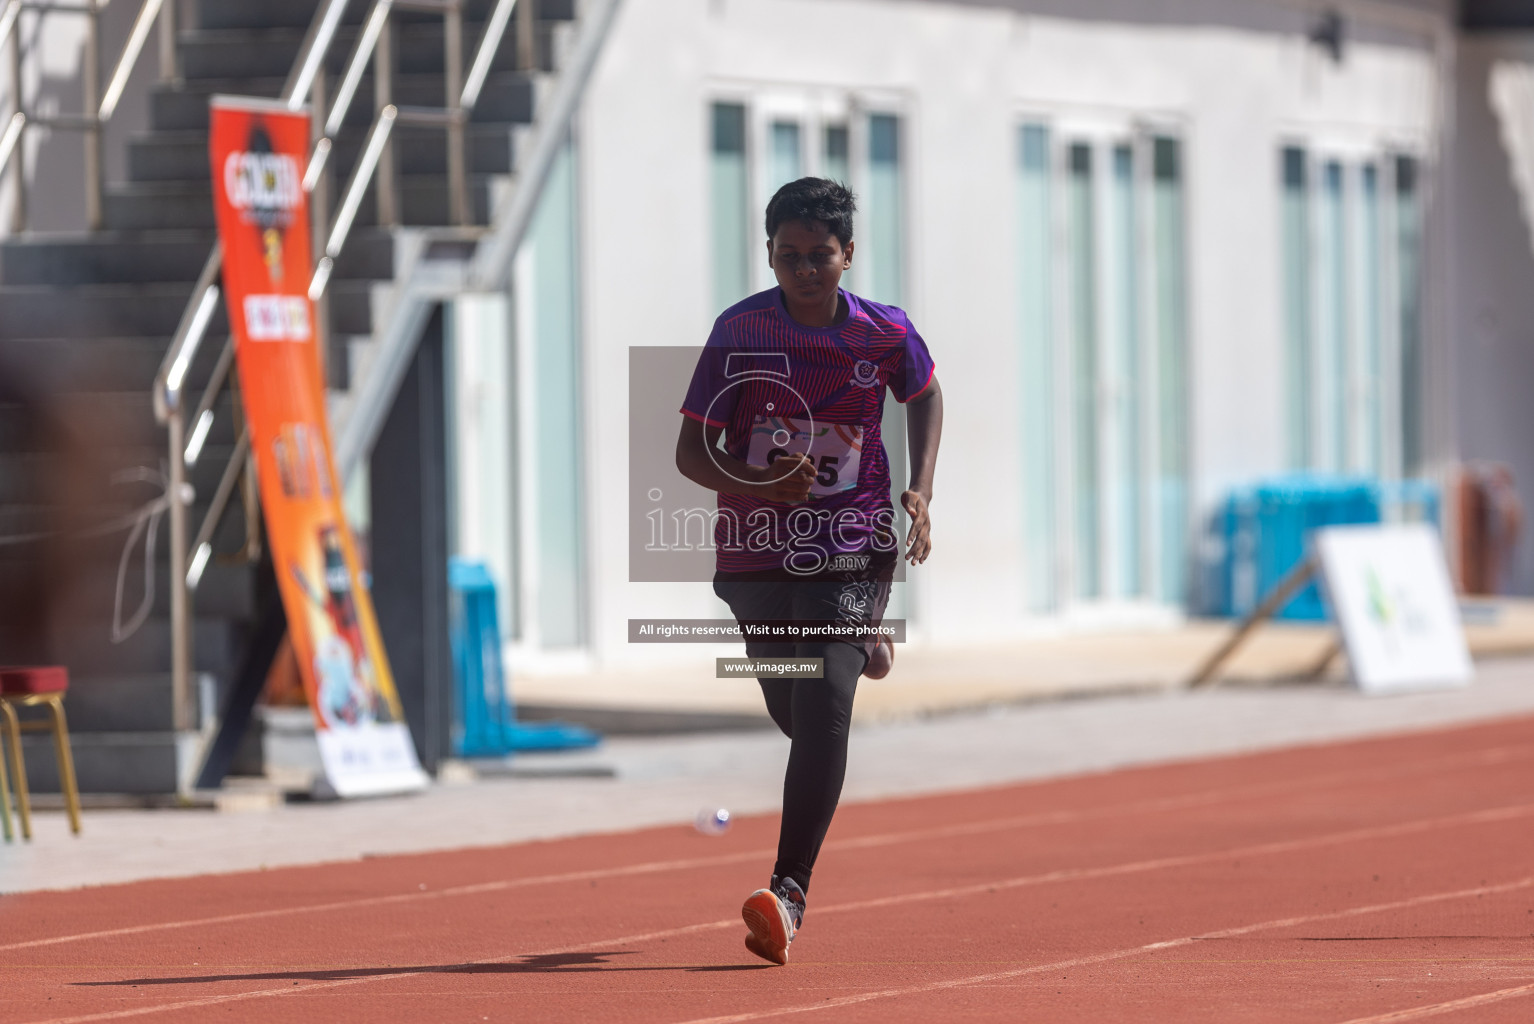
[14,808,1534,1023]
[670,878,1534,1024]
[815,802,1534,919]
[5,742,1528,954]
[1332,983,1534,1023]
[20,879,1534,1024]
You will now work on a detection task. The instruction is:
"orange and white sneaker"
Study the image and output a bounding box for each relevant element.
[742,875,806,965]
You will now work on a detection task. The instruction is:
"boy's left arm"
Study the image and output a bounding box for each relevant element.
[901,374,943,564]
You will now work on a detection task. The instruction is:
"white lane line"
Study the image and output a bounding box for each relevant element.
[815,802,1534,920]
[15,809,1534,1024]
[671,878,1534,1024]
[829,742,1530,855]
[0,850,770,954]
[15,917,745,1024]
[4,743,1528,955]
[1332,983,1534,1023]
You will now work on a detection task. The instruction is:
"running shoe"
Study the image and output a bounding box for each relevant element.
[742,875,805,965]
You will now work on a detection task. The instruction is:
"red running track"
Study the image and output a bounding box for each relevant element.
[3,715,1534,1023]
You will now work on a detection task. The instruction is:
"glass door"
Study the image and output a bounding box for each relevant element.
[1020,122,1190,612]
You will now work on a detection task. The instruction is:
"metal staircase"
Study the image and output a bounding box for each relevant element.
[0,0,617,794]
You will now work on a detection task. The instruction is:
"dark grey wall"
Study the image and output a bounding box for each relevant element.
[370,307,454,773]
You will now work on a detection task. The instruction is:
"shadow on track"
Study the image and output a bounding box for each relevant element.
[77,951,771,986]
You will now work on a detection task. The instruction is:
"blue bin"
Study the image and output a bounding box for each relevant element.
[448,558,600,757]
[1215,475,1440,622]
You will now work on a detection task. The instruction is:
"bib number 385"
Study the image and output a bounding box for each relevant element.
[746,416,864,497]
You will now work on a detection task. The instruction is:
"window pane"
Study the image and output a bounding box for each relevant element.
[1108,143,1140,598]
[450,295,517,636]
[1358,163,1382,475]
[769,121,802,194]
[867,113,903,304]
[1018,124,1056,612]
[1153,137,1189,605]
[824,125,854,294]
[1068,142,1099,600]
[530,141,584,646]
[1317,160,1349,472]
[824,124,850,185]
[711,103,750,311]
[1396,156,1423,473]
[1281,147,1312,469]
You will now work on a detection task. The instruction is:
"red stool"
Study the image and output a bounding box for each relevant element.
[0,667,82,838]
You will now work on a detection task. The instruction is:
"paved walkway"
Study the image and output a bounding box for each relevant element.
[513,600,1534,727]
[2,652,1532,895]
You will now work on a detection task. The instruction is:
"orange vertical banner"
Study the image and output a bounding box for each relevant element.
[209,96,426,796]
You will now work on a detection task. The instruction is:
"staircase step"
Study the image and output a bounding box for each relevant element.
[0,336,180,391]
[148,74,533,135]
[0,281,374,338]
[53,555,258,622]
[150,78,282,132]
[195,0,365,32]
[16,726,207,794]
[35,614,244,677]
[0,389,160,449]
[177,22,521,82]
[1,230,393,285]
[1,231,215,286]
[103,178,496,233]
[129,119,518,185]
[46,673,218,733]
[193,0,541,32]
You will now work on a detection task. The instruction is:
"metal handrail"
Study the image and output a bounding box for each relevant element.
[0,110,22,175]
[0,1,20,50]
[98,0,164,119]
[285,0,353,111]
[311,104,397,300]
[153,0,529,739]
[1,0,176,230]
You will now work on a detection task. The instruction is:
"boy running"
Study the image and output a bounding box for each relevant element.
[675,177,943,965]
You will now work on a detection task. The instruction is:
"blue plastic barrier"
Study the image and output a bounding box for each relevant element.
[448,558,600,757]
[1215,476,1440,622]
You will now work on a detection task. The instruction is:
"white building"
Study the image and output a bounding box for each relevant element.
[448,0,1470,678]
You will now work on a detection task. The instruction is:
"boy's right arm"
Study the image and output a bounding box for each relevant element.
[675,417,816,504]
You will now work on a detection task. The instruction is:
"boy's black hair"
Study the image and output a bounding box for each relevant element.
[765,177,856,246]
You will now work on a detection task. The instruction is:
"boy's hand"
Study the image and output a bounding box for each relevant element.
[901,490,932,563]
[756,452,816,503]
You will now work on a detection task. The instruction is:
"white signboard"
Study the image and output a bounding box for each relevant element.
[1315,524,1473,694]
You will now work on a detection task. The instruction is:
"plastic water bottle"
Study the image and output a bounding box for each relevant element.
[695,807,732,835]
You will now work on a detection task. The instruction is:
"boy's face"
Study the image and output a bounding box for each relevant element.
[767,219,853,314]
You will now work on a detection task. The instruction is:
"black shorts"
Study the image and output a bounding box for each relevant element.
[712,551,895,662]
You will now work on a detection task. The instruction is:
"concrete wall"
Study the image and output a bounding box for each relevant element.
[560,0,1448,670]
[1450,34,1534,595]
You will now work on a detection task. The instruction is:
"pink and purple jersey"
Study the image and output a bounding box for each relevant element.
[681,287,936,575]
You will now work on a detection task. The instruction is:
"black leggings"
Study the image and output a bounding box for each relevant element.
[757,641,865,895]
[715,568,890,895]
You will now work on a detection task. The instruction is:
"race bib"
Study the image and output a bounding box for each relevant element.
[746,416,864,497]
